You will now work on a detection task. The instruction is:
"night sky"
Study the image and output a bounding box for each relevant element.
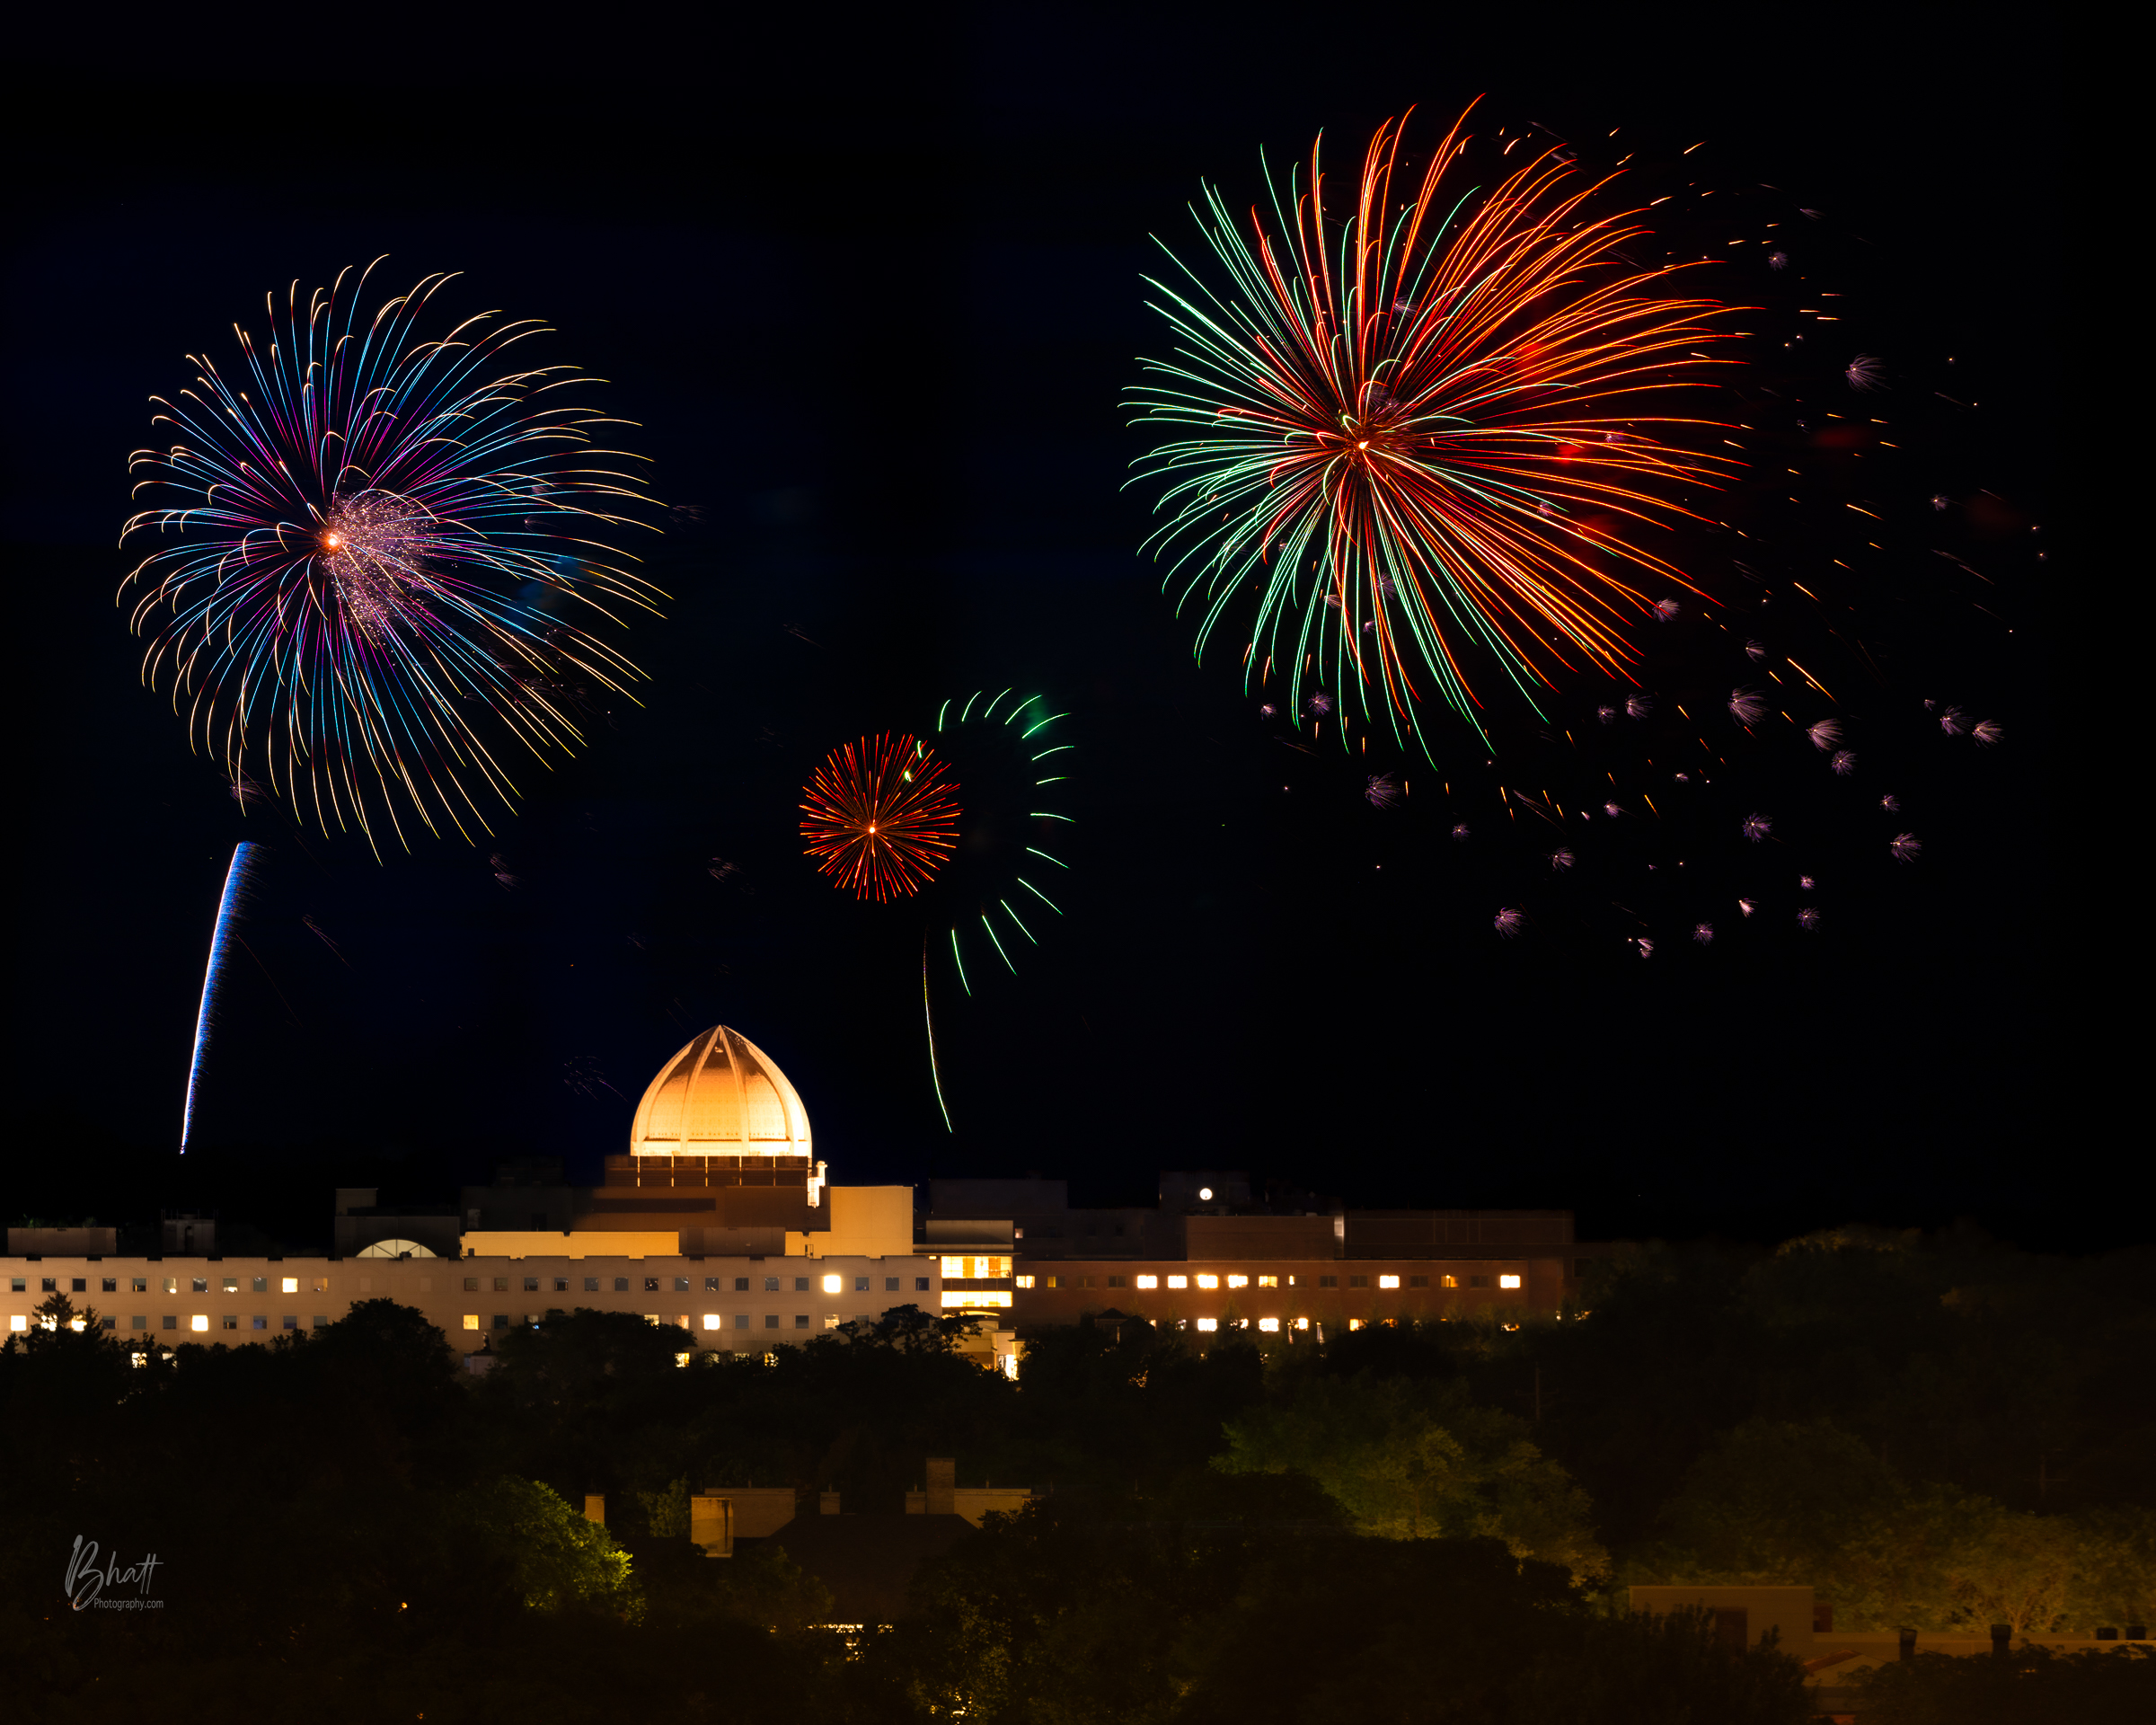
[6,12,2069,1249]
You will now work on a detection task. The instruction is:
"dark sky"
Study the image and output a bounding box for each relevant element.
[5,9,2072,1247]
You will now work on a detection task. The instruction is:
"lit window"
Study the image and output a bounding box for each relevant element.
[1379,1275,1401,1289]
[222,1278,237,1293]
[825,1315,841,1329]
[822,1273,843,1295]
[1135,1274,1157,1289]
[642,1314,660,1324]
[311,1279,328,1295]
[281,1277,298,1294]
[704,1314,722,1330]
[1226,1274,1248,1288]
[162,1278,176,1294]
[941,1256,964,1278]
[1259,1275,1278,1287]
[1167,1275,1188,1289]
[1294,1317,1310,1330]
[675,1352,692,1368]
[463,1314,480,1331]
[132,1278,147,1293]
[1443,1274,1458,1288]
[643,1278,659,1294]
[1196,1274,1219,1289]
[1016,1275,1036,1289]
[191,1314,209,1331]
[1042,1275,1060,1288]
[1259,1317,1280,1332]
[1348,1318,1363,1331]
[7,1315,22,1331]
[1499,1274,1522,1289]
[1196,1318,1218,1332]
[941,1291,1013,1308]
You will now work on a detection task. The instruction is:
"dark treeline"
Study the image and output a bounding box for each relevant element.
[6,1226,2152,1722]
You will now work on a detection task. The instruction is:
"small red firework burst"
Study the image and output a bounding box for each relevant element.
[800,734,960,901]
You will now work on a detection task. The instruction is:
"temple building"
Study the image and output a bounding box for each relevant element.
[4,1023,1599,1367]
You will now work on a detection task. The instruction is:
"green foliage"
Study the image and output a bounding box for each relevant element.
[1219,1371,1609,1580]
[456,1475,642,1619]
[635,1475,691,1538]
[1843,1644,2156,1725]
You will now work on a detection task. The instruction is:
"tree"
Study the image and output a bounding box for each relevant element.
[458,1476,642,1620]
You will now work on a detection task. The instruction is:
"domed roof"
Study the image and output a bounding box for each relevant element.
[628,1025,812,1157]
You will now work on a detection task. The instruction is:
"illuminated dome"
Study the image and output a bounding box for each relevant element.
[628,1025,813,1158]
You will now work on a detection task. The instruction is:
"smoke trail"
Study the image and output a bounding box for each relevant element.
[181,841,261,1153]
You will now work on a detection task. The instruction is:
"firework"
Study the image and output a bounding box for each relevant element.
[1130,110,1741,747]
[1692,922,1714,944]
[1604,801,1622,818]
[1972,719,2003,746]
[1744,639,1766,661]
[1627,695,1654,720]
[1880,793,1900,811]
[1742,812,1773,842]
[1738,898,1756,917]
[1452,822,1471,841]
[181,841,261,1152]
[489,853,519,889]
[123,266,661,850]
[1844,353,1886,392]
[1550,847,1576,871]
[1636,938,1655,959]
[1831,750,1857,775]
[1939,706,1970,737]
[1596,704,1617,724]
[1729,687,1769,724]
[1889,833,1922,862]
[1494,907,1524,938]
[1364,773,1401,808]
[1797,907,1823,930]
[1807,719,1843,750]
[800,733,961,902]
[1768,250,1789,270]
[1798,874,1816,890]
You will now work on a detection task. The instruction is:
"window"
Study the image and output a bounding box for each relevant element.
[493,1277,510,1292]
[705,1277,721,1292]
[703,1314,721,1330]
[614,1278,630,1292]
[162,1315,177,1331]
[463,1315,480,1331]
[102,1317,118,1331]
[8,1315,25,1332]
[1498,1274,1523,1289]
[641,1314,659,1324]
[1041,1275,1060,1288]
[737,1278,752,1292]
[915,1277,931,1292]
[102,1278,118,1293]
[222,1278,237,1293]
[279,1277,297,1294]
[734,1314,749,1329]
[675,1277,691,1293]
[1107,1276,1127,1288]
[1378,1275,1401,1289]
[824,1315,841,1330]
[1409,1275,1428,1288]
[1077,1276,1095,1289]
[312,1278,328,1295]
[794,1278,810,1293]
[7,1278,21,1292]
[73,1278,87,1293]
[220,1316,237,1331]
[279,1315,295,1331]
[1295,1316,1310,1330]
[1167,1275,1188,1289]
[1348,1318,1364,1331]
[1348,1275,1370,1289]
[588,1278,603,1292]
[1016,1275,1036,1288]
[1259,1317,1280,1332]
[1258,1275,1278,1288]
[493,1315,510,1330]
[854,1276,870,1292]
[520,1277,537,1292]
[1196,1318,1218,1332]
[1196,1274,1219,1289]
[643,1278,659,1293]
[190,1315,209,1331]
[764,1277,781,1292]
[1319,1276,1338,1288]
[252,1277,268,1294]
[42,1278,57,1293]
[764,1314,780,1330]
[793,1314,809,1329]
[462,1277,479,1292]
[822,1274,843,1295]
[1469,1275,1489,1288]
[191,1278,207,1293]
[1135,1274,1157,1289]
[312,1316,328,1329]
[251,1316,268,1331]
[130,1314,146,1330]
[1442,1274,1459,1288]
[1226,1274,1248,1288]
[556,1278,571,1293]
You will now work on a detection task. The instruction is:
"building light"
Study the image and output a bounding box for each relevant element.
[1226,1274,1249,1288]
[1379,1275,1401,1289]
[941,1256,965,1278]
[1499,1274,1522,1289]
[941,1291,1012,1308]
[463,1314,480,1331]
[703,1314,722,1330]
[1196,1318,1218,1331]
[7,1315,22,1331]
[1135,1274,1158,1289]
[1258,1317,1280,1332]
[1348,1318,1363,1331]
[822,1274,843,1295]
[191,1315,209,1331]
[1294,1316,1310,1330]
[1196,1274,1219,1289]
[675,1352,692,1368]
[280,1277,299,1294]
[1443,1274,1459,1288]
[1167,1275,1188,1289]
[1015,1275,1035,1288]
[1259,1275,1278,1287]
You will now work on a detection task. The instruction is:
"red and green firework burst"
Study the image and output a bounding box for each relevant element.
[800,733,961,901]
[1129,107,1745,748]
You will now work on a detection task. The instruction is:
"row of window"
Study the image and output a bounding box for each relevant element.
[463,1312,845,1332]
[8,1314,326,1333]
[1021,1271,1524,1291]
[14,1276,328,1296]
[461,1274,931,1295]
